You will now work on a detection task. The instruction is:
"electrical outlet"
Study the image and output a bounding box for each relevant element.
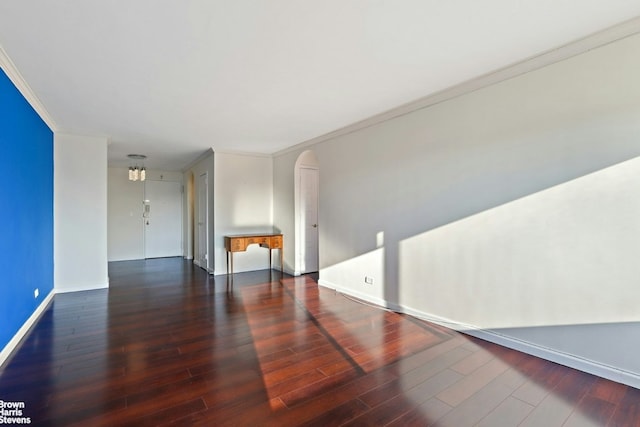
[364,276,374,285]
[34,288,39,299]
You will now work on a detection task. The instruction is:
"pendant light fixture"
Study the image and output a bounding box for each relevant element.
[127,154,147,181]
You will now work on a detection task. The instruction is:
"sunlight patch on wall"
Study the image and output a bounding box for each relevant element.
[319,247,386,306]
[398,156,640,330]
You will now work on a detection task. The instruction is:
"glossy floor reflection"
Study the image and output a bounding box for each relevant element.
[0,258,637,426]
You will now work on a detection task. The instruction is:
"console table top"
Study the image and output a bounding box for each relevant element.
[224,232,282,239]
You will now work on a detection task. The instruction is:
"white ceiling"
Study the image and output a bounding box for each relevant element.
[1,1,640,170]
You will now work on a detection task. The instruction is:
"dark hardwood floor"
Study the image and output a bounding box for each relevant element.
[0,258,638,426]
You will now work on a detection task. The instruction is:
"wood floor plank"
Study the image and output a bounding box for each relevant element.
[385,397,452,427]
[433,381,513,427]
[297,398,370,427]
[358,346,470,408]
[519,368,595,427]
[563,395,617,427]
[435,357,510,407]
[259,369,328,401]
[475,396,534,427]
[608,385,640,427]
[277,368,360,408]
[450,346,494,375]
[0,258,636,426]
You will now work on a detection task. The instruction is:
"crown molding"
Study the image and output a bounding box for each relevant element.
[274,15,640,158]
[214,148,273,158]
[182,148,214,172]
[0,45,58,131]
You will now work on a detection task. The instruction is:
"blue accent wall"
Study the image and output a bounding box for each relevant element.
[0,68,53,350]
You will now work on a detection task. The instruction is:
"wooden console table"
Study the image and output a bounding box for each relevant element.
[224,233,283,275]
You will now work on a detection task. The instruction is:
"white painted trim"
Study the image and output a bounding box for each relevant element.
[275,16,640,158]
[318,279,388,308]
[213,149,273,158]
[274,263,297,276]
[0,290,56,368]
[0,45,58,131]
[194,259,215,274]
[196,171,210,271]
[404,301,640,389]
[465,328,640,390]
[319,281,640,389]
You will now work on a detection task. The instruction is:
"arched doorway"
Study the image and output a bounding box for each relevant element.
[295,150,319,275]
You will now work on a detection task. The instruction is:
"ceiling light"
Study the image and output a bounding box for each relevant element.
[127,154,147,182]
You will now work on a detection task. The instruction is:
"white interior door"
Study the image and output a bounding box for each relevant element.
[300,167,319,273]
[197,173,208,269]
[144,180,182,258]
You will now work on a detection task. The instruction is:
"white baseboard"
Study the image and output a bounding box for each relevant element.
[284,266,298,276]
[194,260,215,275]
[0,290,56,368]
[317,283,640,390]
[55,280,109,294]
[317,279,389,308]
[465,328,640,390]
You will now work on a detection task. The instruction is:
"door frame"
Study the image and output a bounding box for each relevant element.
[294,150,319,275]
[195,172,209,271]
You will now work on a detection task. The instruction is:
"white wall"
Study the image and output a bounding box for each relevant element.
[274,32,640,386]
[107,167,143,261]
[107,167,183,261]
[214,151,274,274]
[54,133,109,292]
[273,149,297,274]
